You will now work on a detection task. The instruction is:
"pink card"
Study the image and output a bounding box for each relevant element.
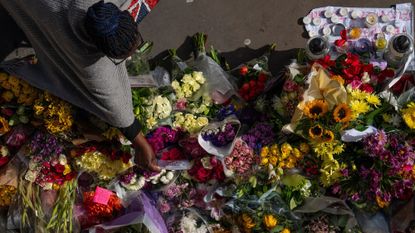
[93,187,113,205]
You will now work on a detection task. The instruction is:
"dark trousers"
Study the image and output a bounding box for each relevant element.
[0,4,29,62]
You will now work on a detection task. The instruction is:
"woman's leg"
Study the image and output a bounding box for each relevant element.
[0,4,29,62]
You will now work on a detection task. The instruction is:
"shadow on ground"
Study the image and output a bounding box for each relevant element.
[149,37,301,77]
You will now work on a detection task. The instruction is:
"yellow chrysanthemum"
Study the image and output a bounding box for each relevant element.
[263,214,278,229]
[333,103,352,123]
[303,99,328,119]
[349,89,368,100]
[350,100,370,117]
[402,102,415,129]
[366,94,381,107]
[1,91,14,102]
[299,143,310,154]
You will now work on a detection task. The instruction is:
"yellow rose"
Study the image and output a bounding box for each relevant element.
[196,117,209,127]
[269,156,278,166]
[281,228,290,233]
[263,214,278,229]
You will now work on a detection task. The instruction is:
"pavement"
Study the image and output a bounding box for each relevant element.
[140,0,412,74]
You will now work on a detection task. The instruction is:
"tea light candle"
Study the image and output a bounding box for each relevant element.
[331,15,341,24]
[312,17,321,25]
[349,27,362,39]
[322,26,332,36]
[303,16,312,25]
[351,10,362,19]
[386,25,395,34]
[365,13,378,28]
[339,8,348,17]
[308,31,318,37]
[324,8,334,18]
[381,15,390,23]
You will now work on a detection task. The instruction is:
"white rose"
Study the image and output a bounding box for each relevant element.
[58,154,67,165]
[361,72,371,83]
[166,171,174,180]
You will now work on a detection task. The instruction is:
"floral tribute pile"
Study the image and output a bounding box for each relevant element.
[0,28,414,233]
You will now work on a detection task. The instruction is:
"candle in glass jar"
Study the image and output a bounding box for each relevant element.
[349,27,362,39]
[365,13,378,28]
[375,37,387,51]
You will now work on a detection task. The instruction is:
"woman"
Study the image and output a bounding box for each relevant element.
[0,0,160,172]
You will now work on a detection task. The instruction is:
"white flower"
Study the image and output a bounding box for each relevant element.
[361,72,371,83]
[28,160,38,170]
[192,71,206,84]
[166,171,174,180]
[43,182,53,190]
[160,176,169,184]
[0,145,9,157]
[171,80,180,90]
[58,154,67,165]
[25,170,38,182]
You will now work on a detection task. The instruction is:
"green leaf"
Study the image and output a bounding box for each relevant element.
[289,197,297,210]
[271,225,284,233]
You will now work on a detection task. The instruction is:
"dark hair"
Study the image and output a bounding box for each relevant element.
[85,1,142,59]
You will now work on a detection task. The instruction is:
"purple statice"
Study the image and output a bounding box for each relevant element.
[201,122,237,147]
[147,126,180,153]
[236,107,268,125]
[29,131,64,158]
[241,122,275,151]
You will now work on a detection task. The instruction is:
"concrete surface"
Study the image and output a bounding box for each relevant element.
[140,0,412,73]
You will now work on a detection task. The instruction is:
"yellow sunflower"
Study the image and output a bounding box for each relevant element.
[303,99,328,119]
[323,130,335,142]
[333,103,352,123]
[309,125,323,139]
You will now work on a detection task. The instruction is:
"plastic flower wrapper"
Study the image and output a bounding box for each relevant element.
[72,143,133,182]
[334,130,415,212]
[0,157,20,209]
[82,191,168,233]
[198,117,240,159]
[231,184,297,233]
[127,41,153,76]
[168,208,211,233]
[295,198,360,233]
[275,61,309,118]
[190,33,237,104]
[231,44,277,102]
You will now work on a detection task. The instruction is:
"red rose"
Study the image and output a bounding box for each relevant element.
[360,83,374,93]
[0,156,9,167]
[239,66,249,76]
[213,163,225,181]
[161,148,183,160]
[54,164,65,173]
[362,64,374,74]
[65,172,76,181]
[258,73,267,83]
[241,83,250,91]
[195,167,212,182]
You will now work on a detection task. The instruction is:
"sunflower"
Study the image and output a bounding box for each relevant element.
[333,103,352,123]
[323,130,335,142]
[309,125,323,139]
[303,99,328,119]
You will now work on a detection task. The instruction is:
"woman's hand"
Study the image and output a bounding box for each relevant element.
[133,132,161,172]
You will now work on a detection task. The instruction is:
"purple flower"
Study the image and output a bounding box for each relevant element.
[241,122,275,151]
[201,122,237,147]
